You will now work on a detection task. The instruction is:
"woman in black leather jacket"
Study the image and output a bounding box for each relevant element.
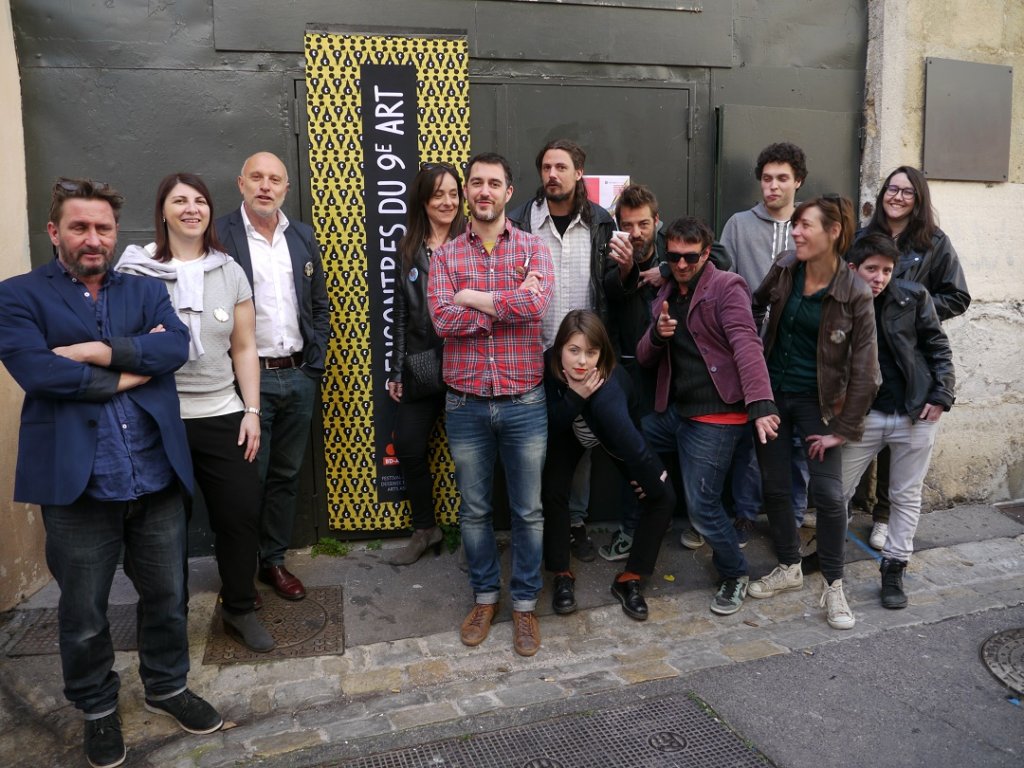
[854,165,970,549]
[842,234,954,609]
[387,163,467,565]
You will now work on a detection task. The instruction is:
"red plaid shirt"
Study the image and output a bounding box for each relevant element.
[428,219,553,396]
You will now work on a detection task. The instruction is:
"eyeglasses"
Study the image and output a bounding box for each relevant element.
[884,184,916,200]
[665,250,704,265]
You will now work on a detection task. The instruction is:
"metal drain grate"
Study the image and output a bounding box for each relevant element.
[334,692,769,767]
[981,627,1024,696]
[6,604,138,656]
[203,586,344,664]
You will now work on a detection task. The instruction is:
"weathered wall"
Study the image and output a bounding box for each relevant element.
[0,0,47,611]
[862,0,1024,505]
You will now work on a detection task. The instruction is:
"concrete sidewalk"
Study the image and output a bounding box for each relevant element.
[1,504,1022,767]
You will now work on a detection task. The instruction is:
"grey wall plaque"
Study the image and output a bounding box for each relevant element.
[923,57,1013,182]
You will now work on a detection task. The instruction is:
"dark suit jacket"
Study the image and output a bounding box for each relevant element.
[215,208,329,377]
[0,259,193,505]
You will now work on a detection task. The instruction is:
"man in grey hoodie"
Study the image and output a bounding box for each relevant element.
[719,142,811,542]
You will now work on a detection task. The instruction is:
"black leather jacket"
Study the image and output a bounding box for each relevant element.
[875,278,955,420]
[855,227,971,321]
[389,244,442,383]
[508,198,614,326]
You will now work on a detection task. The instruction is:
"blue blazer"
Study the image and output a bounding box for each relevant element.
[215,208,329,377]
[0,260,193,505]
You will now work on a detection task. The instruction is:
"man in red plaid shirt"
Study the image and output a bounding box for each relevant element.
[428,152,553,657]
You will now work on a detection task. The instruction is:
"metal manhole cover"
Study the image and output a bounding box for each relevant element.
[7,604,138,656]
[203,585,344,664]
[334,691,768,767]
[980,627,1024,695]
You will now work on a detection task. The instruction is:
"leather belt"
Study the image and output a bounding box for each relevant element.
[259,352,303,370]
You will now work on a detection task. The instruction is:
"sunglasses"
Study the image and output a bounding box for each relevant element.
[420,162,458,173]
[54,178,111,195]
[665,249,704,265]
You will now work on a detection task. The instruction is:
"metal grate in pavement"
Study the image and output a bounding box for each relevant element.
[981,627,1024,696]
[203,586,344,664]
[333,692,770,767]
[6,604,138,656]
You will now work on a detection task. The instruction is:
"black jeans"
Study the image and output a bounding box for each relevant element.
[755,392,847,583]
[185,412,261,614]
[393,392,445,530]
[542,384,674,576]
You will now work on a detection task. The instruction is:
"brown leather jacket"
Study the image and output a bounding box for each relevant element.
[752,251,880,442]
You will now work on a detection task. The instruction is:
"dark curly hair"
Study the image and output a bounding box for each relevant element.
[755,142,808,184]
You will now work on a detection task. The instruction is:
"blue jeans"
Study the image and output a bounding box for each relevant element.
[642,408,748,579]
[42,485,190,715]
[257,367,318,565]
[445,385,547,611]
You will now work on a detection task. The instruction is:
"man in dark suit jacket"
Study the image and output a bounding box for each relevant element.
[215,152,329,601]
[0,178,222,768]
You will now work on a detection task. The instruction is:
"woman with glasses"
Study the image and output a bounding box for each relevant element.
[747,195,879,630]
[386,162,467,565]
[852,166,970,550]
[860,166,970,322]
[117,173,274,652]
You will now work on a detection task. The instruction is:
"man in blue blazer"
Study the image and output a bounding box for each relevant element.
[0,178,222,768]
[215,152,329,601]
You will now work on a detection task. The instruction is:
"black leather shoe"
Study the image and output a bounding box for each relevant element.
[552,574,577,615]
[611,577,648,621]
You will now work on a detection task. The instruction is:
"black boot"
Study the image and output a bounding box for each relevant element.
[880,558,908,609]
[552,573,577,615]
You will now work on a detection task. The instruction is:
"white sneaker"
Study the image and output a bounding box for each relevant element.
[820,578,856,630]
[869,521,889,550]
[747,562,803,598]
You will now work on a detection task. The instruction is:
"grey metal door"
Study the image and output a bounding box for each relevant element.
[472,79,693,219]
[714,104,862,235]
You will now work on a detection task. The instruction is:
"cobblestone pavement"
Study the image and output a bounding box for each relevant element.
[1,508,1022,767]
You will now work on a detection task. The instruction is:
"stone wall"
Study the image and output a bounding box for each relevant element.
[0,0,47,611]
[862,0,1024,505]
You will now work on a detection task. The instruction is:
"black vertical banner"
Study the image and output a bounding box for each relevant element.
[361,63,418,502]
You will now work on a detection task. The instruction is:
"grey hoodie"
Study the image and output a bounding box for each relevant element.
[720,201,793,292]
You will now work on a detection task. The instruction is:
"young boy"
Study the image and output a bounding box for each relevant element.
[843,234,956,608]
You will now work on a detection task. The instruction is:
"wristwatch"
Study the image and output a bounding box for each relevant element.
[243,406,261,416]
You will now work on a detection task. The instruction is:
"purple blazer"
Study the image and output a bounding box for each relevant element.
[636,262,773,415]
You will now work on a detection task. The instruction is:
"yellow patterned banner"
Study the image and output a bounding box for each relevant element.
[304,29,470,532]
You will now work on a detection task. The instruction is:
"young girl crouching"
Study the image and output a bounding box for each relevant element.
[542,309,675,621]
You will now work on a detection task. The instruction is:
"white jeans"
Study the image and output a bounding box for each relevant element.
[842,410,939,561]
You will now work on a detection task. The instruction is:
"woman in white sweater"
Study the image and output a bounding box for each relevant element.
[118,172,273,653]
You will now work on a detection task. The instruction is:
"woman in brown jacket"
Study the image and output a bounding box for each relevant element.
[747,195,879,630]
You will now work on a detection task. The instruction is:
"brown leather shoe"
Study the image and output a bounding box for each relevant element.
[512,610,541,657]
[459,603,497,647]
[258,565,306,601]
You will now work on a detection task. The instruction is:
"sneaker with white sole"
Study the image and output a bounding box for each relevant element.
[869,521,888,550]
[820,578,856,629]
[598,529,633,561]
[710,575,749,615]
[748,562,803,598]
[679,527,704,550]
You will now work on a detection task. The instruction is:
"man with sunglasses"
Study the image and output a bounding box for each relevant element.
[636,216,779,618]
[0,178,222,768]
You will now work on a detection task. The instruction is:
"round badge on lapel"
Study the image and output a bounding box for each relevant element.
[213,307,230,322]
[408,267,419,282]
[304,261,314,277]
